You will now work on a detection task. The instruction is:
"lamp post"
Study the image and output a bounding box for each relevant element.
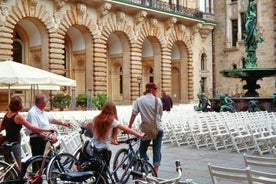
[71,87,76,111]
[137,76,142,96]
[199,78,204,93]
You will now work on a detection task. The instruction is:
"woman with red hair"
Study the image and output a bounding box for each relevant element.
[91,101,144,167]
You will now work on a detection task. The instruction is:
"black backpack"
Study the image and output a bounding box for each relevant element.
[76,140,103,171]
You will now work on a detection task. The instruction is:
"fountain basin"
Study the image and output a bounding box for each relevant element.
[220,68,276,79]
[220,68,276,97]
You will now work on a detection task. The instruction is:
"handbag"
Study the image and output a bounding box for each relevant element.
[140,97,158,141]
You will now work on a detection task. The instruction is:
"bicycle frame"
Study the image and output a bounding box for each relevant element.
[0,160,19,181]
[27,141,52,184]
[92,137,150,184]
[0,143,21,182]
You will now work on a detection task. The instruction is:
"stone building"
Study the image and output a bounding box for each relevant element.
[0,0,216,110]
[213,0,276,97]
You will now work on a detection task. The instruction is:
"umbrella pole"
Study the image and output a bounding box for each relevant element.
[8,85,10,104]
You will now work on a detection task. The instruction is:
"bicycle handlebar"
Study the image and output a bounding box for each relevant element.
[117,137,139,144]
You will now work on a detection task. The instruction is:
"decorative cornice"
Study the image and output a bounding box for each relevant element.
[199,24,214,39]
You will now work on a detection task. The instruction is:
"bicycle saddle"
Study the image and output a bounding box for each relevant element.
[2,142,18,148]
[59,171,95,182]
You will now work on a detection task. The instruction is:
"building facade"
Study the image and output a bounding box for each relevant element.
[0,0,216,110]
[213,0,276,97]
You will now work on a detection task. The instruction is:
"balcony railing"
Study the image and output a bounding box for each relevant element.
[116,0,204,18]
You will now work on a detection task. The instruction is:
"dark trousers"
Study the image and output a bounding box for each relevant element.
[30,137,47,156]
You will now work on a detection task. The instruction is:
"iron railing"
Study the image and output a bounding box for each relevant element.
[115,0,204,18]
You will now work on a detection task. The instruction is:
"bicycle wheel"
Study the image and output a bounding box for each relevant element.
[94,172,108,184]
[21,155,50,183]
[113,148,131,183]
[133,160,157,181]
[46,153,77,184]
[0,161,18,183]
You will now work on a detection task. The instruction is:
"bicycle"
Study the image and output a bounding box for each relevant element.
[129,160,187,184]
[0,131,77,184]
[112,134,157,183]
[0,142,22,183]
[76,133,157,184]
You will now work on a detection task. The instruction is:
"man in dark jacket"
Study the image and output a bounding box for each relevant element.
[161,90,173,111]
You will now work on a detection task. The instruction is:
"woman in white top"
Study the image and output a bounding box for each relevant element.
[91,101,144,167]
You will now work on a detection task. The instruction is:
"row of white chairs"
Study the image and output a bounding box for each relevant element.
[161,111,276,155]
[208,152,276,183]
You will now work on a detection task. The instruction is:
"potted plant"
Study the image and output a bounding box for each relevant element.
[52,93,71,111]
[76,94,92,110]
[92,93,109,110]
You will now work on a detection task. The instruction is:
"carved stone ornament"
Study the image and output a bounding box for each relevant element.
[178,24,186,33]
[116,11,125,23]
[192,23,203,34]
[150,18,158,27]
[165,17,177,30]
[0,0,7,4]
[199,24,214,39]
[30,0,38,7]
[0,5,8,16]
[0,5,8,26]
[100,2,111,17]
[77,3,86,21]
[54,0,66,11]
[135,10,147,25]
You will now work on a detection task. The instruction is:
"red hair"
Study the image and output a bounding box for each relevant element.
[93,101,119,142]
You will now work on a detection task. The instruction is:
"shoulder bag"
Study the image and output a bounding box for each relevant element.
[140,97,158,141]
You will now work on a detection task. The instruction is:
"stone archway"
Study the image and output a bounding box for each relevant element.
[107,31,131,104]
[64,25,93,96]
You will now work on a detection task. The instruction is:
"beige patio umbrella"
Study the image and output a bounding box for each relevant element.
[0,60,76,103]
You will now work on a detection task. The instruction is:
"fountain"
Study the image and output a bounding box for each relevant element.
[215,0,276,112]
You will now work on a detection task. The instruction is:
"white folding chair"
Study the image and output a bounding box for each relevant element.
[247,169,276,184]
[243,153,276,171]
[208,163,249,184]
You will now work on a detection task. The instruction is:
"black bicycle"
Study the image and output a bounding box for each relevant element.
[76,134,156,184]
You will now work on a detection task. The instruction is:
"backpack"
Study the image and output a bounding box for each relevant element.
[76,140,103,171]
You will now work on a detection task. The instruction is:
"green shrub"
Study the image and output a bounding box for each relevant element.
[92,93,108,110]
[52,93,71,110]
[76,94,92,107]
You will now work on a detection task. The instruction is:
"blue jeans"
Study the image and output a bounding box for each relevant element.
[139,131,163,167]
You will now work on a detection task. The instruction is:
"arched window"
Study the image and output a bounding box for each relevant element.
[12,32,23,64]
[149,67,154,83]
[201,53,207,70]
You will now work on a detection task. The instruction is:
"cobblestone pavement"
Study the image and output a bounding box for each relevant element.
[110,143,275,184]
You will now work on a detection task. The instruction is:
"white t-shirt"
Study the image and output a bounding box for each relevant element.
[91,119,120,151]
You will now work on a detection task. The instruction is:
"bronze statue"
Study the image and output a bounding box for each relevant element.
[244,0,264,68]
[247,100,261,112]
[217,93,236,112]
[194,93,210,112]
